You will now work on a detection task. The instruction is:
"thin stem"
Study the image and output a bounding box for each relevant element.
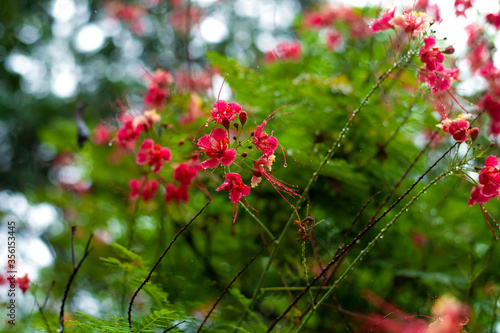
[240,49,418,325]
[128,201,210,331]
[59,231,93,333]
[240,203,275,240]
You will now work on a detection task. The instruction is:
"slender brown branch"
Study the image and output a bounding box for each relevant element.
[59,231,93,333]
[128,201,211,330]
[164,320,187,332]
[197,240,272,332]
[266,142,456,332]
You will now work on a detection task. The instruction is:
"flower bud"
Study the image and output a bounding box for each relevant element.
[178,140,185,146]
[469,127,479,141]
[443,46,455,54]
[252,168,262,177]
[233,123,239,129]
[222,118,230,130]
[241,152,248,157]
[239,111,248,126]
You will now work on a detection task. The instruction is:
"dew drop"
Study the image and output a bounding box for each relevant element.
[380,235,384,239]
[283,163,288,167]
[205,124,208,127]
[108,142,112,146]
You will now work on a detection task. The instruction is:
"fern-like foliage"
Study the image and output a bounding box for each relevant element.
[100,243,169,307]
[71,309,181,332]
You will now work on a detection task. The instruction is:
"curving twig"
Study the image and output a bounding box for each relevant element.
[59,227,93,333]
[128,201,211,330]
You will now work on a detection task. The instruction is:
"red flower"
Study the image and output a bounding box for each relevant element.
[117,114,141,144]
[136,139,172,173]
[469,156,500,206]
[265,41,302,64]
[129,177,159,201]
[419,37,445,72]
[253,121,278,157]
[216,173,250,203]
[211,100,242,127]
[486,11,500,29]
[436,114,477,143]
[197,128,237,169]
[144,69,172,109]
[165,184,189,203]
[371,8,395,32]
[174,162,199,185]
[419,68,459,94]
[17,274,30,294]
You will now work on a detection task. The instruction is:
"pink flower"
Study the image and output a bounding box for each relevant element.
[136,139,172,173]
[253,121,278,157]
[265,41,302,63]
[117,115,141,144]
[144,69,173,109]
[324,30,343,50]
[419,68,460,94]
[251,155,300,204]
[165,184,189,203]
[389,11,432,34]
[197,128,237,169]
[454,0,474,17]
[371,8,395,32]
[94,124,112,145]
[129,177,159,201]
[17,274,30,294]
[486,11,500,29]
[419,37,445,72]
[211,100,242,127]
[216,172,251,204]
[216,173,251,224]
[436,114,477,142]
[469,156,500,206]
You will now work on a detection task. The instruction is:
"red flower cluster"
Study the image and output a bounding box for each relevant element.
[418,37,459,94]
[486,11,500,29]
[129,177,159,201]
[371,8,395,32]
[303,5,371,38]
[265,41,302,64]
[144,69,173,110]
[106,2,146,34]
[166,154,202,204]
[136,139,172,173]
[5,273,30,294]
[436,114,478,143]
[469,155,500,206]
